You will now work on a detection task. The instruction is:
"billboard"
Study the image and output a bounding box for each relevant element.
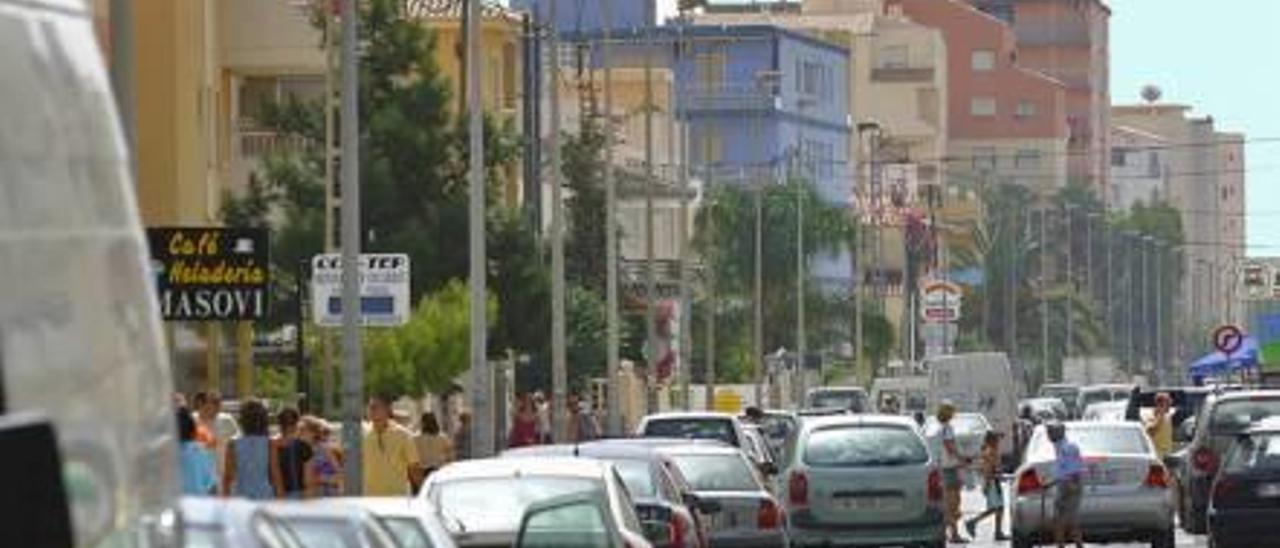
[146,227,270,321]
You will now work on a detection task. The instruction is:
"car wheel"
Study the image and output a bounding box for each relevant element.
[1151,526,1176,548]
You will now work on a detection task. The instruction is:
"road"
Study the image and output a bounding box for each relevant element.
[957,482,1206,548]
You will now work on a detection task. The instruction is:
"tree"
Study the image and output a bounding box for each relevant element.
[563,116,609,293]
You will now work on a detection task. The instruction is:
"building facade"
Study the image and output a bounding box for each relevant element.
[969,0,1111,193]
[1109,125,1169,211]
[1112,103,1247,344]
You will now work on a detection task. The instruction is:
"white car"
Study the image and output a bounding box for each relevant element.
[636,412,750,449]
[335,497,457,548]
[657,444,788,548]
[1010,422,1175,548]
[263,501,402,548]
[420,457,651,548]
[1082,401,1128,422]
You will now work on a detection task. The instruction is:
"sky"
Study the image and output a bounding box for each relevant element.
[1109,0,1280,257]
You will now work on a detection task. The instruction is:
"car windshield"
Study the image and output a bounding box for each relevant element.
[1224,433,1280,473]
[378,517,435,548]
[610,459,656,498]
[758,415,796,443]
[809,390,868,412]
[1029,425,1150,459]
[1080,390,1120,408]
[433,477,600,532]
[1210,398,1280,435]
[803,426,929,467]
[643,418,736,445]
[668,454,760,492]
[279,518,358,548]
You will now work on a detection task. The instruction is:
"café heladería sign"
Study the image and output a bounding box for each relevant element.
[147,227,270,320]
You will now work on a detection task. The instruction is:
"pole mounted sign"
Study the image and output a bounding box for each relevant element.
[920,279,962,322]
[1212,324,1245,354]
[311,253,410,327]
[147,227,270,320]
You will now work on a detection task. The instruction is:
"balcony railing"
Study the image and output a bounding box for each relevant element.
[682,83,778,112]
[239,130,317,158]
[871,66,935,83]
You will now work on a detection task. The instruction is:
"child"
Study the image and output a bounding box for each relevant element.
[966,431,1008,541]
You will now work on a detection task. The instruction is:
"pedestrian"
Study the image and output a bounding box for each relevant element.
[1047,422,1085,548]
[508,393,541,448]
[965,431,1008,541]
[912,411,926,431]
[453,411,473,460]
[193,391,241,486]
[363,394,422,496]
[568,393,601,442]
[743,406,765,425]
[935,401,971,543]
[176,407,216,496]
[300,416,343,497]
[534,392,553,444]
[221,399,275,500]
[272,407,311,499]
[415,411,454,476]
[1144,392,1174,462]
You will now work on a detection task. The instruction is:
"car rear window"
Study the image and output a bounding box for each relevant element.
[803,426,928,467]
[1029,426,1150,459]
[611,459,656,498]
[809,390,869,412]
[1211,398,1280,435]
[1224,433,1280,473]
[643,418,736,445]
[668,454,760,492]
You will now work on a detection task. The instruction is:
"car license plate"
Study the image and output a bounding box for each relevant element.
[1086,466,1118,485]
[837,497,901,511]
[1258,483,1280,498]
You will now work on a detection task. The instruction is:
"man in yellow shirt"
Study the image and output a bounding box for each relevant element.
[1145,392,1174,459]
[363,394,422,496]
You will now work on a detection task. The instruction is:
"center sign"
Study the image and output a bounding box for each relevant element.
[311,253,411,327]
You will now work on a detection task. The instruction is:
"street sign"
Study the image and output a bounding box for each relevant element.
[1213,324,1245,354]
[920,280,962,322]
[1243,263,1270,300]
[147,227,270,320]
[311,253,410,327]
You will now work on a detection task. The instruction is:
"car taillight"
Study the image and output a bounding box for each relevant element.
[757,499,782,530]
[669,514,686,547]
[1144,464,1169,488]
[1016,469,1045,495]
[788,470,809,506]
[927,469,943,503]
[1192,447,1218,475]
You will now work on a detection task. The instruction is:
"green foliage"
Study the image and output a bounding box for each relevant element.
[563,117,609,293]
[254,365,298,405]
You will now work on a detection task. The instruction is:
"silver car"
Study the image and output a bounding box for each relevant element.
[180,497,303,548]
[657,445,787,548]
[336,497,458,548]
[1010,422,1175,548]
[782,415,945,548]
[262,501,402,548]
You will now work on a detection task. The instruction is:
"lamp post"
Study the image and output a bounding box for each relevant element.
[855,120,883,387]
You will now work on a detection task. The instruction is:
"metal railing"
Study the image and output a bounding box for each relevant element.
[239,130,317,158]
[682,83,778,112]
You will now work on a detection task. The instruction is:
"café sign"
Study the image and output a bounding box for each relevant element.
[147,227,270,320]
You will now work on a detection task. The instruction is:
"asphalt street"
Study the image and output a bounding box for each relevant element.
[956,482,1206,548]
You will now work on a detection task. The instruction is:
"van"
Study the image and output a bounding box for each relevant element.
[1,0,181,545]
[869,375,929,414]
[924,352,1019,464]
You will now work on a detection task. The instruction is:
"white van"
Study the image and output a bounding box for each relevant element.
[924,352,1019,464]
[1,0,181,545]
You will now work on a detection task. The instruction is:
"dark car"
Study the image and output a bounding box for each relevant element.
[1207,417,1280,548]
[504,442,718,548]
[1177,390,1280,534]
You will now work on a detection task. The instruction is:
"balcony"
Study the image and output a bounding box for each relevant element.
[1014,23,1091,47]
[239,130,317,158]
[682,83,779,113]
[871,66,936,83]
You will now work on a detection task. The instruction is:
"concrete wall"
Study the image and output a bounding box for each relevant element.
[1109,126,1169,211]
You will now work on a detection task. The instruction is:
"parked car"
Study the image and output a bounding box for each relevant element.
[1021,397,1070,422]
[1038,384,1082,418]
[782,415,945,548]
[1176,390,1280,534]
[421,457,647,548]
[741,425,779,476]
[337,497,458,548]
[1010,422,1175,548]
[637,412,748,448]
[805,387,870,414]
[657,445,788,548]
[1125,386,1217,441]
[504,442,716,548]
[513,490,652,548]
[1207,417,1280,548]
[181,497,303,548]
[263,501,402,548]
[1076,384,1135,416]
[1082,401,1128,422]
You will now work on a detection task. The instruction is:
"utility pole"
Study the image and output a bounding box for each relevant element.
[339,0,363,495]
[1155,240,1164,383]
[795,142,807,409]
[601,0,621,436]
[322,2,338,413]
[465,0,491,458]
[854,121,882,386]
[1040,206,1049,377]
[1065,204,1074,360]
[1141,236,1152,374]
[705,172,717,410]
[676,16,692,410]
[1125,233,1136,374]
[547,0,568,442]
[643,7,659,415]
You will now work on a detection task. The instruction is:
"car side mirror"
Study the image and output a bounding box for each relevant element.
[0,413,74,548]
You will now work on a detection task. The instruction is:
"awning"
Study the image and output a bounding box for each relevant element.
[1189,335,1260,377]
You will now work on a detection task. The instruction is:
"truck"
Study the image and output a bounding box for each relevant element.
[869,376,930,414]
[924,352,1021,465]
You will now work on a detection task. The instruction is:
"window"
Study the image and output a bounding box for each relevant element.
[878,45,909,69]
[1147,152,1161,178]
[970,96,996,117]
[669,454,760,492]
[799,60,830,99]
[1111,148,1129,167]
[695,52,725,90]
[1016,100,1036,118]
[1014,149,1041,169]
[803,426,929,467]
[971,49,996,71]
[972,147,997,171]
[697,131,723,165]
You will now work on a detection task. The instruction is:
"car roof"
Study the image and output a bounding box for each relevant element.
[180,497,262,525]
[329,497,427,518]
[261,500,372,520]
[654,443,746,457]
[431,456,612,482]
[808,386,867,393]
[641,412,739,421]
[1248,417,1280,433]
[505,441,673,462]
[1081,384,1134,391]
[1209,390,1280,404]
[597,437,731,449]
[799,414,919,432]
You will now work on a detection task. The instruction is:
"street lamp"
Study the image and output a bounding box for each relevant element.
[854,120,882,386]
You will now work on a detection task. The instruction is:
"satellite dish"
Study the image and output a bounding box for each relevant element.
[1140,85,1162,104]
